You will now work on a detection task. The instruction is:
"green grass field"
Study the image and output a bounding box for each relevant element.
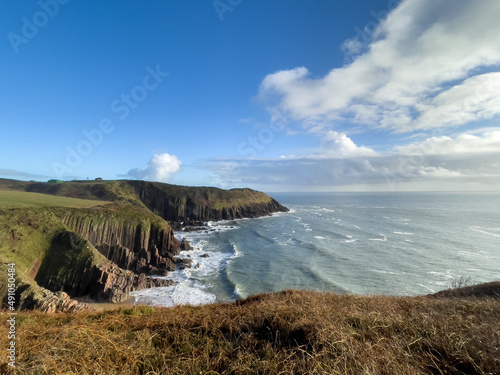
[0,190,109,208]
[0,191,105,282]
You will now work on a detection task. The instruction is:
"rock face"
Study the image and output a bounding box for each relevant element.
[128,180,289,222]
[61,210,180,275]
[180,238,193,250]
[35,231,174,304]
[18,286,87,314]
[90,262,173,303]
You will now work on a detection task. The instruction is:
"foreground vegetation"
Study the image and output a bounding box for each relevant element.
[1,290,499,374]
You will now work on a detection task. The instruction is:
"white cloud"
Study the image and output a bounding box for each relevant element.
[208,130,500,191]
[394,130,500,155]
[126,153,182,183]
[259,0,500,133]
[261,131,377,160]
[320,131,377,157]
[413,73,500,130]
[222,0,500,191]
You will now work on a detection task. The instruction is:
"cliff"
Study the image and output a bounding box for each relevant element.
[59,204,180,274]
[0,178,289,222]
[0,179,289,312]
[126,180,289,222]
[35,230,174,303]
[0,198,180,311]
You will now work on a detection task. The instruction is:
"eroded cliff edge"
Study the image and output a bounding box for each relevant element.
[1,202,182,312]
[126,180,289,222]
[0,179,289,312]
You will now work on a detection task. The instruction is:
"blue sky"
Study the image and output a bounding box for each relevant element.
[1,0,499,192]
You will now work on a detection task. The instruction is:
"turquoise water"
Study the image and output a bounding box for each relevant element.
[131,192,500,306]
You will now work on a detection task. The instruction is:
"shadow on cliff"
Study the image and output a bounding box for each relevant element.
[34,230,106,300]
[34,230,176,304]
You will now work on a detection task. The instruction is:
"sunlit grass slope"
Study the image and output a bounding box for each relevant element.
[0,190,109,208]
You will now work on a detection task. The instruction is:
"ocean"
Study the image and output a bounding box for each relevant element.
[131,192,500,307]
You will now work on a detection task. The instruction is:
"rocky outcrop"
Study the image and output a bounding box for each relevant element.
[180,238,193,250]
[35,231,174,304]
[128,180,289,221]
[89,262,173,303]
[10,279,87,313]
[177,258,193,270]
[19,287,87,314]
[60,207,180,276]
[96,243,177,274]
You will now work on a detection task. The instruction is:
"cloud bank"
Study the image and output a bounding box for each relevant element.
[209,130,500,191]
[126,153,182,183]
[0,169,51,180]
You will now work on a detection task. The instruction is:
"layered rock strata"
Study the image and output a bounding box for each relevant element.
[128,181,289,222]
[35,231,174,305]
[61,211,180,275]
[17,286,87,314]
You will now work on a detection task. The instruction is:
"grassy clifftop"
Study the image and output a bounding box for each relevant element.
[0,190,110,209]
[0,179,289,222]
[1,289,499,374]
[0,179,139,204]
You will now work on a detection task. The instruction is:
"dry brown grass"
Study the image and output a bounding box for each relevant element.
[1,290,499,374]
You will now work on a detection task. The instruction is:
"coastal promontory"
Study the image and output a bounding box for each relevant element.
[0,178,288,312]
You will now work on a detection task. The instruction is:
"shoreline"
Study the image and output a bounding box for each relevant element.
[129,224,240,308]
